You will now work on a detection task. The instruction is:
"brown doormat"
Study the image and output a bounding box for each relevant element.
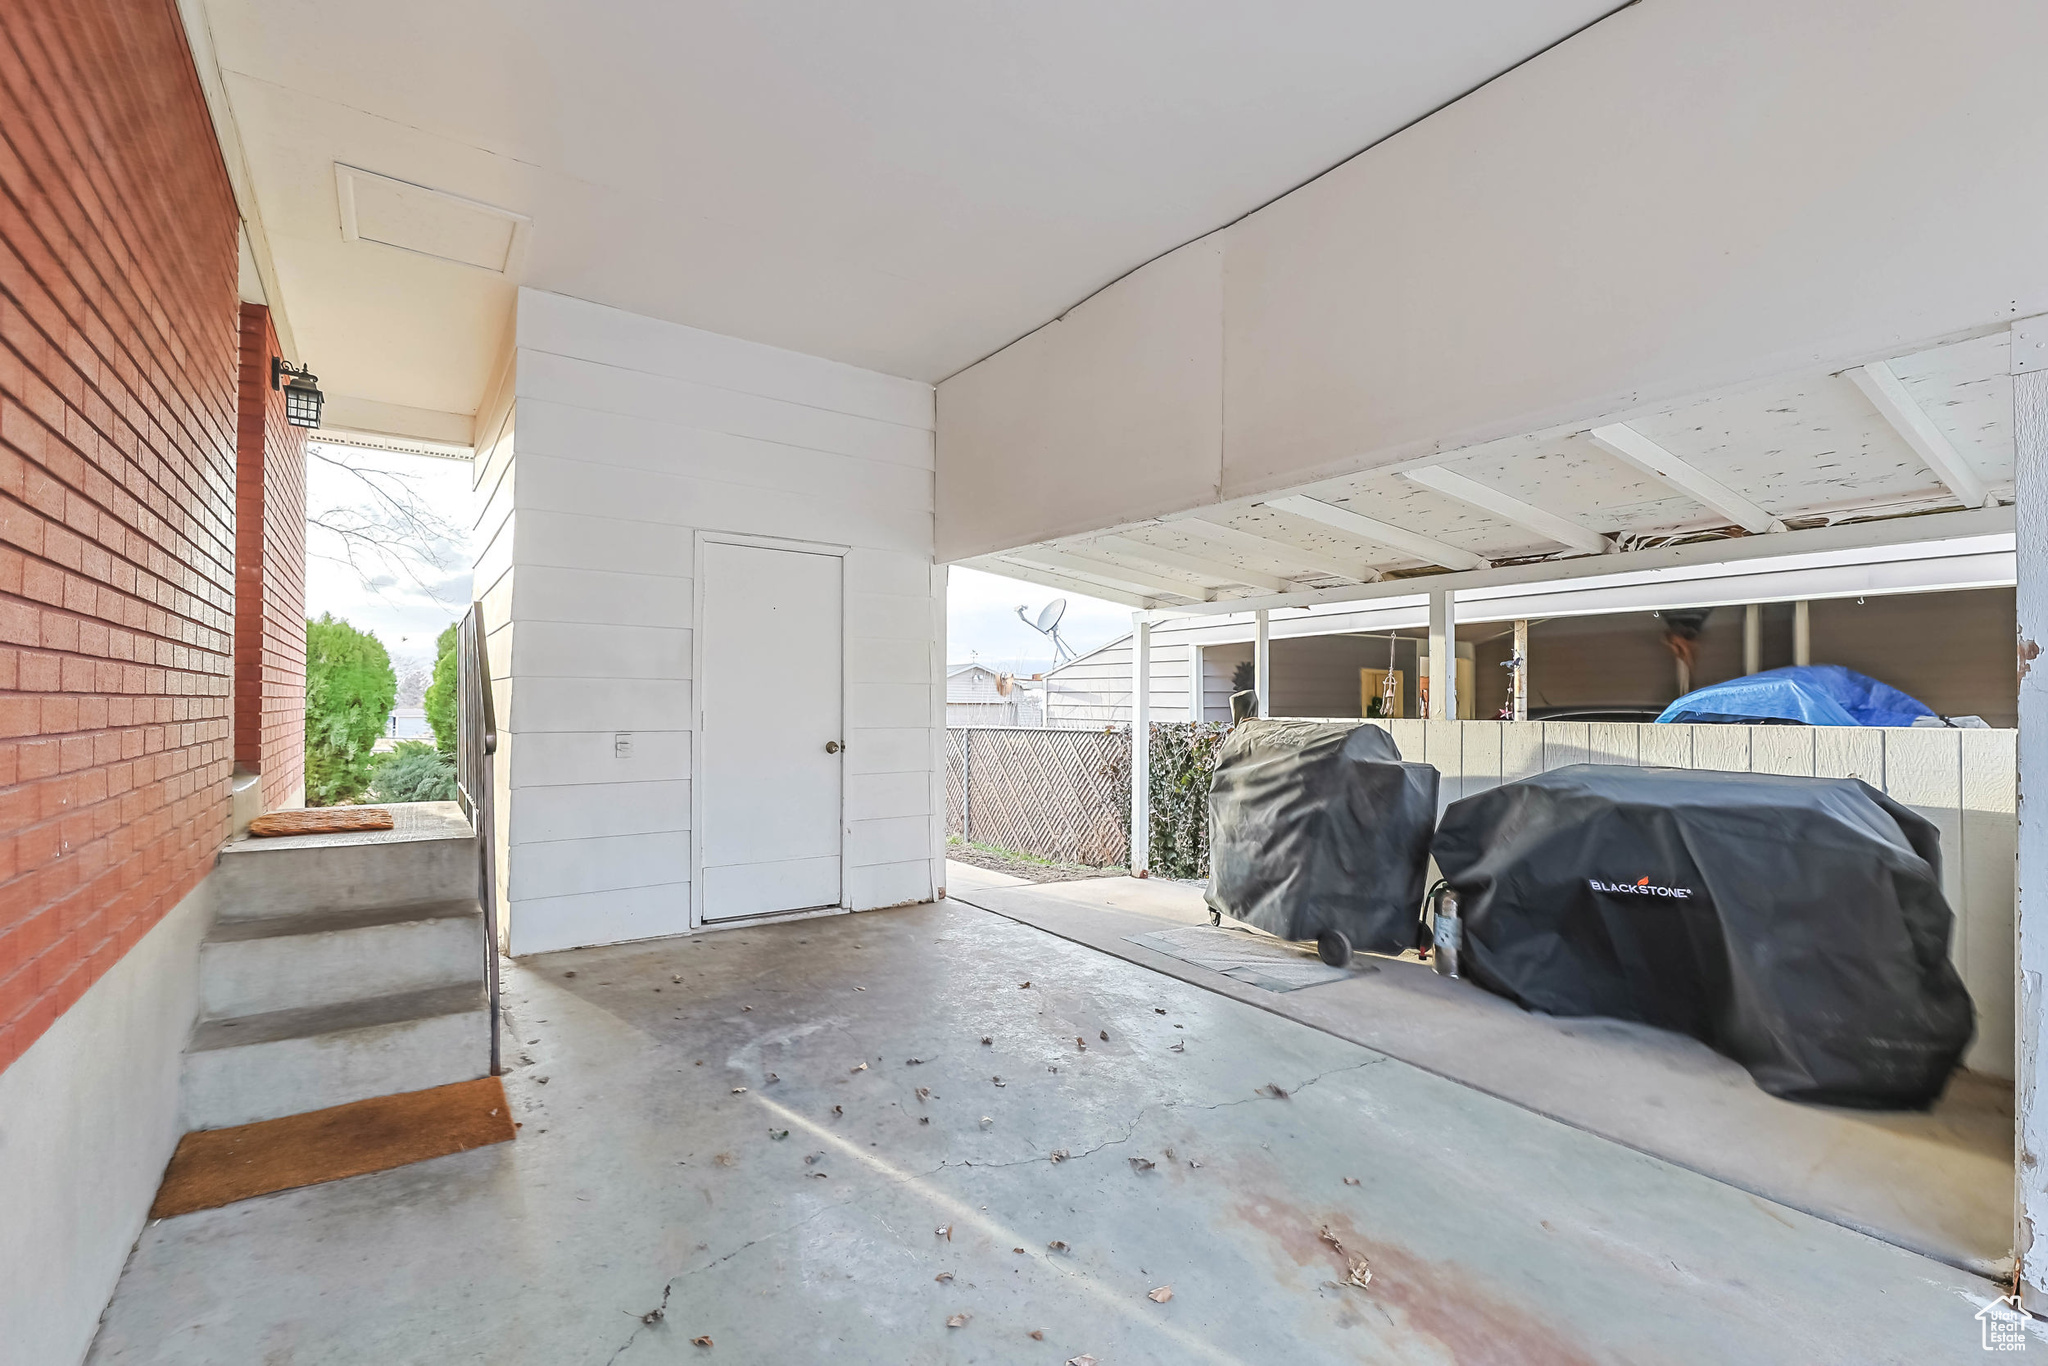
[150,1075,515,1218]
[248,806,395,837]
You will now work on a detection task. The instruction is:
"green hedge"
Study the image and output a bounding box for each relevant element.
[1137,721,1232,880]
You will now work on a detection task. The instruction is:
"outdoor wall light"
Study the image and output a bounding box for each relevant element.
[272,357,325,429]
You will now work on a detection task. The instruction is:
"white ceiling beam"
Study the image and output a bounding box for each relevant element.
[1399,468,1608,556]
[1137,503,2013,621]
[977,558,1155,610]
[1004,549,1212,602]
[1846,361,1992,509]
[1167,516,1382,583]
[1089,534,1291,593]
[1264,495,1489,572]
[1586,423,1784,534]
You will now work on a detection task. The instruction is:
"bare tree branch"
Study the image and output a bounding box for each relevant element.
[306,445,468,603]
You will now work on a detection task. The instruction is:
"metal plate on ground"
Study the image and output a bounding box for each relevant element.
[1123,924,1370,992]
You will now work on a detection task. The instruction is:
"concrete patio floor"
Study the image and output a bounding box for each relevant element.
[91,895,2024,1364]
[947,863,2017,1279]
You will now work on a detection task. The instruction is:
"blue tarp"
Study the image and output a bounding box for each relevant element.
[1655,665,1935,728]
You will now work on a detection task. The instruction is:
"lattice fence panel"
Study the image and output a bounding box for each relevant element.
[949,727,1131,866]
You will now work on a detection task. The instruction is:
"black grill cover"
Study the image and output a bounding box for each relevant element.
[1431,763,1974,1108]
[1204,720,1439,952]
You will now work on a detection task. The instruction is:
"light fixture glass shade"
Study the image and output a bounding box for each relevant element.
[283,373,323,428]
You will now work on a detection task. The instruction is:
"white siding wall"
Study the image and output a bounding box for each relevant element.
[496,289,939,954]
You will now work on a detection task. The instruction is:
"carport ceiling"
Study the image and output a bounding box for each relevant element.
[966,330,2016,608]
[193,0,1618,419]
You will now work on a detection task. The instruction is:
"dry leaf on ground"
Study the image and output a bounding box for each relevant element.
[1344,1176,1360,1186]
[1129,1157,1156,1173]
[854,985,866,991]
[1148,1286,1173,1303]
[672,975,682,984]
[1050,1149,1070,1163]
[1154,1007,1166,1014]
[1260,1083,1290,1099]
[936,1224,953,1241]
[1099,1030,1108,1041]
[850,1062,868,1073]
[767,1129,788,1141]
[1048,1240,1069,1252]
[1019,981,1032,989]
[907,1058,925,1065]
[1029,1328,1046,1340]
[981,1036,993,1045]
[916,1087,931,1101]
[992,1076,1006,1087]
[1169,1042,1185,1053]
[764,1073,779,1084]
[713,1152,734,1167]
[946,1313,971,1328]
[1319,1225,1373,1288]
[935,1271,954,1283]
[731,1087,747,1094]
[690,1335,712,1347]
[1075,1038,1087,1050]
[1067,1357,1096,1366]
[979,1115,993,1126]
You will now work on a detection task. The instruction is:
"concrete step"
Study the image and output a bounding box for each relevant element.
[181,984,490,1131]
[213,801,477,920]
[199,900,483,1019]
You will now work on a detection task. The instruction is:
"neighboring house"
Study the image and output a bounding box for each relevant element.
[947,664,1044,727]
[373,707,434,752]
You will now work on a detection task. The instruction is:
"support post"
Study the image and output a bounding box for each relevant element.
[1793,599,1811,666]
[1427,587,1457,720]
[1130,616,1151,876]
[1512,618,1529,722]
[1187,642,1203,722]
[961,728,972,843]
[1253,609,1270,718]
[1743,603,1761,676]
[2014,316,2048,1311]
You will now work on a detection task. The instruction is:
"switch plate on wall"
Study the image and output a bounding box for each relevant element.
[614,731,633,759]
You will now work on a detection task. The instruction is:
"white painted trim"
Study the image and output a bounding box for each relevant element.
[1588,423,1785,534]
[1253,609,1270,718]
[690,529,852,931]
[1426,586,1456,719]
[1007,547,1212,600]
[1164,515,1381,583]
[982,556,1155,608]
[2010,315,2047,1310]
[1848,362,1991,510]
[1140,504,2015,620]
[1404,465,1609,556]
[1092,533,1289,592]
[1130,617,1151,874]
[1264,494,1488,572]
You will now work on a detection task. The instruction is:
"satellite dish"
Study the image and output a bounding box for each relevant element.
[1016,597,1077,666]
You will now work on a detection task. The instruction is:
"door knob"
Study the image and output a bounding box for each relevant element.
[825,740,841,754]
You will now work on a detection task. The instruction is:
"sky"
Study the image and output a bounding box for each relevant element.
[945,565,1132,676]
[302,445,1129,685]
[302,443,475,689]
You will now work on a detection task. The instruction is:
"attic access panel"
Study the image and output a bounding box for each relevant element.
[336,165,530,274]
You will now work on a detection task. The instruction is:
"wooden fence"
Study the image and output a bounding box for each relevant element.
[946,727,1131,867]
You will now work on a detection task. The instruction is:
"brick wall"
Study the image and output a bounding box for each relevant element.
[234,304,306,811]
[0,0,240,1073]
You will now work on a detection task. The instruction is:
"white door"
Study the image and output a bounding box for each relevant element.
[698,539,843,922]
